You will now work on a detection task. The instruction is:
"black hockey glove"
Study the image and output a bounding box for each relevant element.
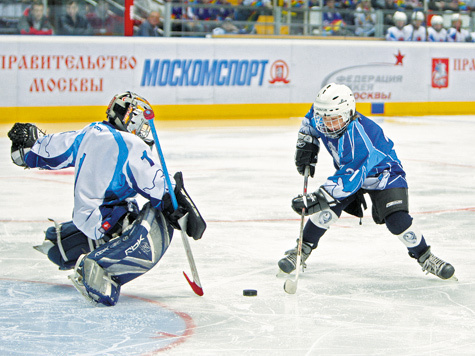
[291,187,337,216]
[162,172,207,240]
[295,133,319,177]
[7,123,44,167]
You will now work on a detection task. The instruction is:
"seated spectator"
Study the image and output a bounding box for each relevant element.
[386,11,408,40]
[322,0,346,35]
[428,0,460,12]
[137,10,164,36]
[211,16,244,35]
[447,13,470,41]
[427,14,447,42]
[234,0,273,30]
[354,0,376,36]
[17,1,53,35]
[57,0,93,35]
[404,11,426,40]
[376,0,399,28]
[86,0,123,35]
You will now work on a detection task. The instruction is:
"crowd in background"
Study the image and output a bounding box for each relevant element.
[0,0,474,41]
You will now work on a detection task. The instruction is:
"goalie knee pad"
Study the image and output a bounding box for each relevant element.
[87,202,172,285]
[309,208,338,229]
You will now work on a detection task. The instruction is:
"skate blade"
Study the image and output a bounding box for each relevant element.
[447,274,459,282]
[68,274,99,306]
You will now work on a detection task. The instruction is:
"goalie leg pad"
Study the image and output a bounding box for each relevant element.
[87,202,172,285]
[71,254,121,307]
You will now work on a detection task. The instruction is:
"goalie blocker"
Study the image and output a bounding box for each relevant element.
[162,172,206,240]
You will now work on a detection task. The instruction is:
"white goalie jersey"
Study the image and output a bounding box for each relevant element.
[25,121,174,240]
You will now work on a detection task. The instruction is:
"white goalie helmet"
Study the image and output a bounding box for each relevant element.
[313,83,356,139]
[106,91,152,140]
[393,11,407,25]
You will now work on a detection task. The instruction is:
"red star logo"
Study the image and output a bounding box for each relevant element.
[395,50,405,66]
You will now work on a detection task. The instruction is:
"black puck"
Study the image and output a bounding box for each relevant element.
[243,289,257,296]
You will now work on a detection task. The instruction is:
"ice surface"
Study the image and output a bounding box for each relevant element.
[1,116,474,355]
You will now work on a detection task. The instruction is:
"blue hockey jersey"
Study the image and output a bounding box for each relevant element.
[25,121,174,240]
[301,106,407,200]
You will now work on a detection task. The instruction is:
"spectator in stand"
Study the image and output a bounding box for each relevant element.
[404,11,426,40]
[428,0,460,12]
[18,1,53,35]
[373,0,399,29]
[354,0,376,36]
[235,0,273,33]
[322,0,346,35]
[188,0,233,33]
[386,11,408,40]
[137,10,163,36]
[57,0,93,35]
[427,14,447,41]
[211,16,243,35]
[447,13,470,41]
[86,0,123,35]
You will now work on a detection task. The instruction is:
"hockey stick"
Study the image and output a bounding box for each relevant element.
[144,109,204,296]
[284,165,310,294]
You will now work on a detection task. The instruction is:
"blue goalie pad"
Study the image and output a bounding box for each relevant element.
[86,202,173,286]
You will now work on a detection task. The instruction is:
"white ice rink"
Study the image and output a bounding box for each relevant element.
[1,115,474,355]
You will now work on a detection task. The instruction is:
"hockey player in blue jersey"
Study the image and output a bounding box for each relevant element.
[7,91,206,306]
[278,83,455,280]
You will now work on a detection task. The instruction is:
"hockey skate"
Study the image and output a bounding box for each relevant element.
[278,241,313,274]
[415,247,456,280]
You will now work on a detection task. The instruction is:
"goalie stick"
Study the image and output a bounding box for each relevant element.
[284,166,310,294]
[144,109,204,296]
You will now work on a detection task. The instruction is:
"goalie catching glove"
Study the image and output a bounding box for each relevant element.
[292,187,337,216]
[295,133,319,177]
[7,123,44,167]
[162,171,206,240]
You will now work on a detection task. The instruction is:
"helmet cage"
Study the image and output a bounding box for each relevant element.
[314,111,353,139]
[106,92,152,140]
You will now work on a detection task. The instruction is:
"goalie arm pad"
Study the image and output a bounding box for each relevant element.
[291,186,337,216]
[7,123,44,167]
[162,171,206,240]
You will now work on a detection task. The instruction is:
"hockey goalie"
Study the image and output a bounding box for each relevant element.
[7,91,206,306]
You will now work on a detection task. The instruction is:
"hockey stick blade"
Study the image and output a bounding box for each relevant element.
[183,271,204,296]
[283,279,298,294]
[178,214,204,296]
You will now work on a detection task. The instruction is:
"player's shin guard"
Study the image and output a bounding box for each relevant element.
[309,208,338,229]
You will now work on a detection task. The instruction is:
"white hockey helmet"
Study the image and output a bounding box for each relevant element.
[312,83,356,139]
[431,15,443,26]
[451,13,461,23]
[393,11,407,24]
[106,91,152,140]
[411,11,424,22]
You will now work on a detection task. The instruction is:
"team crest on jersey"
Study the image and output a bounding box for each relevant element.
[269,60,290,84]
[431,58,449,89]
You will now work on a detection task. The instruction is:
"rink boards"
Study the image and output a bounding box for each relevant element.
[1,36,474,123]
